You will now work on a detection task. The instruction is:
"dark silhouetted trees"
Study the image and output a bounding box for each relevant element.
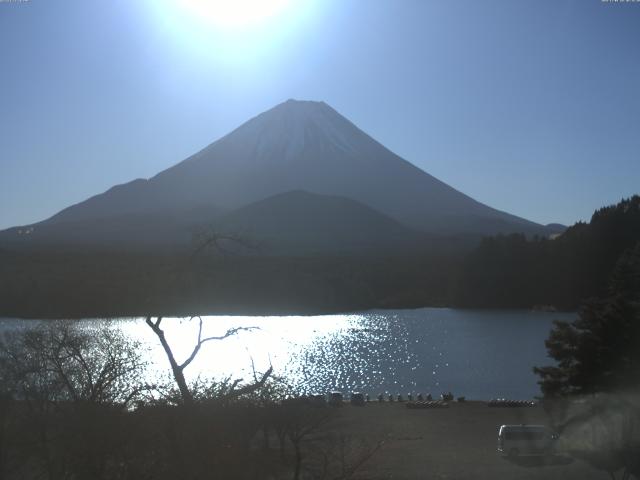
[534,242,640,397]
[456,195,640,309]
[0,322,380,479]
[532,243,640,480]
[0,321,149,479]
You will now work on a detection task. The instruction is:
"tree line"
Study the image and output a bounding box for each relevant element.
[527,198,640,480]
[455,195,640,310]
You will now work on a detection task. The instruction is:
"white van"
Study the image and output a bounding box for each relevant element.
[497,425,557,457]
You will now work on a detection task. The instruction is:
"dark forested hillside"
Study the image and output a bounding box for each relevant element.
[2,196,637,318]
[454,196,640,309]
[0,248,460,318]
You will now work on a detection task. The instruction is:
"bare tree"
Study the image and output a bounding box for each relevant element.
[307,433,385,480]
[145,316,272,405]
[0,321,150,480]
[269,403,385,480]
[0,321,148,408]
[275,404,334,480]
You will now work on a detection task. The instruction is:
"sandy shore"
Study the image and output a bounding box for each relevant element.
[328,401,608,480]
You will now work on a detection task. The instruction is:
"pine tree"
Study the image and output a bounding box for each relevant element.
[534,242,640,397]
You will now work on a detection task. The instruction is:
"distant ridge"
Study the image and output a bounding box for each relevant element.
[216,190,427,255]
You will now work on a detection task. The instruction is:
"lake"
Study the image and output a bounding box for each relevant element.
[0,308,575,400]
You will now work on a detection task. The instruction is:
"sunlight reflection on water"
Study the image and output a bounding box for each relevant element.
[0,308,576,400]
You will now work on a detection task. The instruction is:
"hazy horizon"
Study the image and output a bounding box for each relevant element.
[1,0,639,230]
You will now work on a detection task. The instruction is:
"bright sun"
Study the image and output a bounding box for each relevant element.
[180,0,291,30]
[145,0,315,65]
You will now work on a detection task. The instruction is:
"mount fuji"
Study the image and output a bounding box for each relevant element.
[1,99,558,253]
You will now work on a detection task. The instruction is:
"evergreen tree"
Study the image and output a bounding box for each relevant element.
[456,195,640,309]
[534,242,640,397]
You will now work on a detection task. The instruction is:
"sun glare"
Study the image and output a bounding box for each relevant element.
[145,0,315,65]
[181,0,291,30]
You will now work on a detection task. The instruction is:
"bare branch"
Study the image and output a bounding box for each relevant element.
[225,366,273,399]
[146,316,193,404]
[122,383,157,408]
[249,353,258,383]
[343,437,386,479]
[190,228,260,259]
[200,326,258,344]
[180,317,204,370]
[146,314,264,405]
[180,322,257,370]
[146,316,163,331]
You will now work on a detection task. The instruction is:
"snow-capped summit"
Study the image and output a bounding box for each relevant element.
[236,99,362,160]
[188,99,371,168]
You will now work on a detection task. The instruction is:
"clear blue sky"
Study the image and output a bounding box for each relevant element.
[1,0,639,229]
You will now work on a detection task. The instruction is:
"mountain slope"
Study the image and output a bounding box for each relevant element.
[215,190,427,255]
[2,99,553,251]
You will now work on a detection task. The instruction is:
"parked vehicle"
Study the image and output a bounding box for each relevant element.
[310,393,327,406]
[328,391,344,406]
[350,392,365,406]
[497,425,557,457]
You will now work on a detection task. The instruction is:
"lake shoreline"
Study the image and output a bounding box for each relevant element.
[0,305,575,321]
[2,309,573,401]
